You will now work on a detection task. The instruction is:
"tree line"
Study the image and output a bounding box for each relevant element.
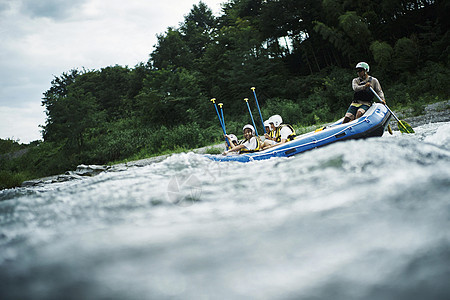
[1,0,448,189]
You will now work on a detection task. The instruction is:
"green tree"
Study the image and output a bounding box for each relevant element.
[370,40,394,70]
[95,65,131,120]
[41,69,80,142]
[151,28,194,70]
[42,69,105,153]
[179,2,217,60]
[393,37,420,72]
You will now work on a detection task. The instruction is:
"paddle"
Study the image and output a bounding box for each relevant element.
[218,102,226,133]
[251,87,266,134]
[369,87,414,134]
[244,98,259,137]
[211,98,231,149]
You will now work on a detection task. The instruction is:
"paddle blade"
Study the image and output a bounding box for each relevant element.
[314,127,325,132]
[387,124,393,135]
[398,120,414,134]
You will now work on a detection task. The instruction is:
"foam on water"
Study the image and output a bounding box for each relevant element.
[1,122,449,299]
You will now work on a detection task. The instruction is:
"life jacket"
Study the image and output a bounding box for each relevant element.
[353,76,374,103]
[268,130,275,140]
[274,124,296,142]
[239,137,261,153]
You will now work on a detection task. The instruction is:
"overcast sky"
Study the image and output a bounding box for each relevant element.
[0,0,224,143]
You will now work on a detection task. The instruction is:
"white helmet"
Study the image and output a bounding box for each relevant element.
[269,115,283,127]
[243,124,255,135]
[263,120,271,127]
[355,62,369,72]
[228,134,238,144]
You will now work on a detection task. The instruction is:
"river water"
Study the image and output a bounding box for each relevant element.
[1,122,449,300]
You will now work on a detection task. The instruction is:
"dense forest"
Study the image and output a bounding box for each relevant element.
[1,0,449,189]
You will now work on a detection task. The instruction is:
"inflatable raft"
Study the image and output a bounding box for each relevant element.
[206,103,391,162]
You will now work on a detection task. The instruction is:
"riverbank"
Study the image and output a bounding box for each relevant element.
[20,144,225,187]
[396,100,450,128]
[19,100,450,187]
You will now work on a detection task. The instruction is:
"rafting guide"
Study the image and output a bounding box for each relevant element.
[343,62,385,124]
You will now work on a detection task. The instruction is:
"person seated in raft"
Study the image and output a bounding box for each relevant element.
[263,120,275,141]
[223,125,261,155]
[224,133,240,148]
[342,62,386,124]
[261,115,296,150]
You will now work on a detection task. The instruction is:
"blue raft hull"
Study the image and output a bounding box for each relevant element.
[206,103,391,163]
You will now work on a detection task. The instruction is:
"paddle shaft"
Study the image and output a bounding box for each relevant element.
[211,99,231,148]
[214,104,226,133]
[244,98,259,137]
[219,103,226,133]
[251,87,266,134]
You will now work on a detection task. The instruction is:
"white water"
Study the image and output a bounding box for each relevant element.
[1,122,449,299]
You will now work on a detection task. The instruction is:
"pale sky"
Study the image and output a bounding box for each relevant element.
[0,0,225,143]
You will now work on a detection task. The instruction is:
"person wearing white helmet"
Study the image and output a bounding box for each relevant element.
[224,133,239,148]
[261,114,296,149]
[263,119,274,141]
[343,62,386,123]
[223,124,261,155]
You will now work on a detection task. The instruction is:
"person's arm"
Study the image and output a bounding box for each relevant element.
[228,137,258,153]
[224,135,231,145]
[261,139,274,150]
[352,78,366,92]
[371,78,385,103]
[223,144,245,155]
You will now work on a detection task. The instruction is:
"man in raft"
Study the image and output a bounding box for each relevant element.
[223,124,261,155]
[343,62,386,123]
